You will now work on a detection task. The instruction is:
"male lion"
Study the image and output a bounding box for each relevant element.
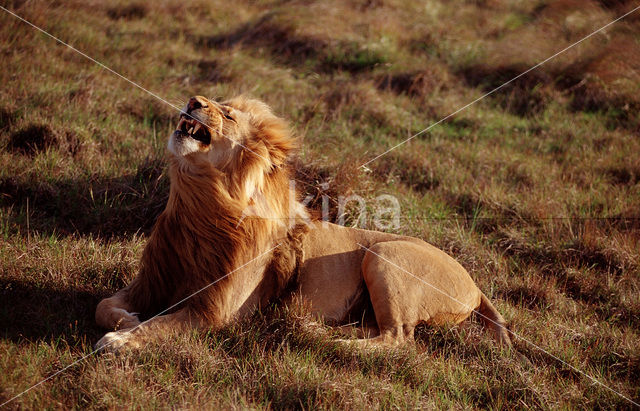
[95,96,512,351]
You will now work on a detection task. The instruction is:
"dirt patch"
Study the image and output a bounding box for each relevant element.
[107,3,147,20]
[8,124,57,155]
[7,124,81,156]
[595,0,636,9]
[0,107,16,130]
[459,64,554,116]
[376,67,451,98]
[602,165,640,185]
[498,285,549,310]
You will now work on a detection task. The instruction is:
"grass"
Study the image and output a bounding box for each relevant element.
[1,0,639,408]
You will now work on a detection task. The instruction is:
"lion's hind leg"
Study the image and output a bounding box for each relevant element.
[356,241,481,346]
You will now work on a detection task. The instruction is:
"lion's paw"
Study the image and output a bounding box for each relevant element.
[95,329,141,353]
[114,309,141,330]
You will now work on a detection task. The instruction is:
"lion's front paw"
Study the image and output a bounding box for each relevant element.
[114,309,141,330]
[95,329,141,353]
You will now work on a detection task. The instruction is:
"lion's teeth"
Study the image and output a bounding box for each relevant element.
[188,126,194,135]
[193,123,202,135]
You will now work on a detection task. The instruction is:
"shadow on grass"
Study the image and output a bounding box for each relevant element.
[0,277,105,344]
[0,158,168,238]
[192,13,387,74]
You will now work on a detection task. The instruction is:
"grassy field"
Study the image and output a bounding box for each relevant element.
[1,0,639,408]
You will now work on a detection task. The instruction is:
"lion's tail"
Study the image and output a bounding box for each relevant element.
[477,292,512,348]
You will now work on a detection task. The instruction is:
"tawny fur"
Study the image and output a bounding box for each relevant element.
[95,95,511,352]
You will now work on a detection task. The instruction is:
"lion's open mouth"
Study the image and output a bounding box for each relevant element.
[176,115,212,145]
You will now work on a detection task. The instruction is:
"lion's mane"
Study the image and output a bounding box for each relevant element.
[126,98,304,326]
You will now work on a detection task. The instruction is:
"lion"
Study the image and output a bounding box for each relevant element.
[95,95,512,351]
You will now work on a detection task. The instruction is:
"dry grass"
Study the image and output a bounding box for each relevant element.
[1,0,639,408]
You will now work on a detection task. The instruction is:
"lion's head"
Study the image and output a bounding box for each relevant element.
[168,95,298,204]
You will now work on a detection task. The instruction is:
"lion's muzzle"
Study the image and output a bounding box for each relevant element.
[175,115,212,145]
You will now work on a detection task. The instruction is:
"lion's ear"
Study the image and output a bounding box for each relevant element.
[258,116,297,168]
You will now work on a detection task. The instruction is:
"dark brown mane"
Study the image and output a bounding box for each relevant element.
[261,223,309,302]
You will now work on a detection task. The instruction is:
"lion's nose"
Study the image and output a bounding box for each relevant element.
[186,97,202,113]
[186,96,208,113]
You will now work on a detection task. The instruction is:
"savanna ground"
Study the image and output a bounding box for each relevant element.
[1,0,639,408]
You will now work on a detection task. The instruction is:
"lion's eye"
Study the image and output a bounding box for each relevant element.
[224,113,235,122]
